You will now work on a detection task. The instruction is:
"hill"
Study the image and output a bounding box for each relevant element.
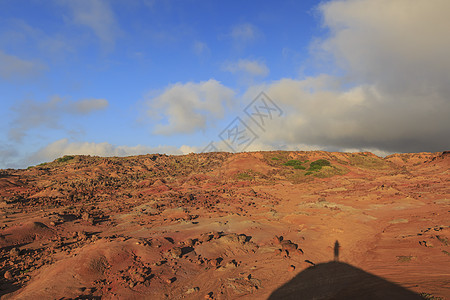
[0,151,449,299]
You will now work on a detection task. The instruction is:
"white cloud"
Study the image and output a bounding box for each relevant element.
[0,19,74,59]
[244,141,323,153]
[147,79,235,135]
[341,147,392,158]
[242,74,450,153]
[230,23,258,42]
[226,23,262,50]
[0,143,19,169]
[179,145,198,154]
[0,50,46,80]
[317,0,450,95]
[24,138,187,167]
[221,0,449,154]
[223,59,269,77]
[70,98,109,114]
[192,41,210,57]
[9,96,109,141]
[64,0,120,49]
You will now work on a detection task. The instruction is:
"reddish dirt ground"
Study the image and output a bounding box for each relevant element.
[0,151,449,299]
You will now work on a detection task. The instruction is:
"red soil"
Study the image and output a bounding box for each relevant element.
[0,151,448,299]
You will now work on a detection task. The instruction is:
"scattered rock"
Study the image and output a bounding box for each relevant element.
[186,287,200,294]
[130,271,145,283]
[273,235,283,244]
[199,234,212,243]
[419,240,433,247]
[9,247,21,257]
[221,233,247,244]
[184,238,194,247]
[81,212,90,221]
[305,260,315,266]
[155,260,166,266]
[171,247,182,258]
[281,240,298,252]
[165,277,176,284]
[225,260,238,268]
[78,231,87,240]
[4,270,12,279]
[210,257,222,267]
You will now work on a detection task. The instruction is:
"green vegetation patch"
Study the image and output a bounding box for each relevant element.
[294,165,306,170]
[284,159,302,166]
[56,155,75,163]
[283,160,306,169]
[313,166,340,178]
[308,159,331,171]
[27,161,50,169]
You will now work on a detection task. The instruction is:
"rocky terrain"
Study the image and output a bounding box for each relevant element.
[0,150,449,299]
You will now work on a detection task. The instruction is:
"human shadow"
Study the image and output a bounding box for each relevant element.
[334,240,340,261]
[269,262,425,299]
[270,239,425,299]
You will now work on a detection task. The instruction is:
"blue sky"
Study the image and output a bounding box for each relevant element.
[1,0,449,168]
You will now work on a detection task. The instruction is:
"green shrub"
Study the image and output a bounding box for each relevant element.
[308,159,331,171]
[310,159,330,167]
[56,155,75,163]
[284,160,299,166]
[284,160,306,169]
[309,165,321,171]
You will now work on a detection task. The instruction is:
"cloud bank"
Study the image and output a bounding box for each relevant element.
[317,0,450,95]
[0,50,46,80]
[9,96,109,141]
[143,0,449,154]
[192,41,210,57]
[63,0,120,49]
[24,138,191,167]
[148,79,235,135]
[223,59,269,77]
[239,0,450,153]
[230,23,259,43]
